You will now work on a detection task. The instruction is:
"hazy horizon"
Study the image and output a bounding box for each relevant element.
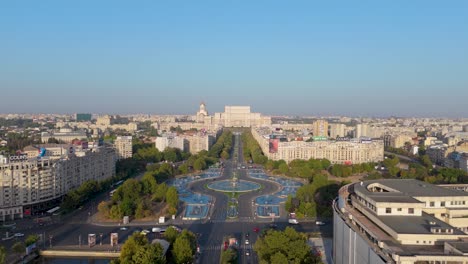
[1,1,467,117]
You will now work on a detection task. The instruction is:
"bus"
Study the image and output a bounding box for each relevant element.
[46,206,60,215]
[110,189,117,197]
[113,180,124,187]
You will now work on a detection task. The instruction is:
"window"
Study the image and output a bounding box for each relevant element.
[386,208,392,214]
[441,201,445,207]
[430,202,435,207]
[408,208,414,214]
[397,208,402,212]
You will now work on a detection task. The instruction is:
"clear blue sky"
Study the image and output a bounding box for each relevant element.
[1,1,467,117]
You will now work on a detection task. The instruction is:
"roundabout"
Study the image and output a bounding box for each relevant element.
[207,179,261,192]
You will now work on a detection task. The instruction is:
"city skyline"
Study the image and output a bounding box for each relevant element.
[1,1,468,117]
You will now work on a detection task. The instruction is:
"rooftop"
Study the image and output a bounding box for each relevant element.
[355,179,468,199]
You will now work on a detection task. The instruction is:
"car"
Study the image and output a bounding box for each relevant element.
[268,223,278,229]
[288,219,299,224]
[245,232,250,238]
[141,229,150,235]
[120,227,128,231]
[315,221,326,226]
[245,239,249,245]
[152,227,161,233]
[245,249,250,256]
[14,233,24,237]
[253,227,260,233]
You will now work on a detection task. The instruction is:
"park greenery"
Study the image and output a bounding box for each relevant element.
[242,131,268,164]
[208,130,233,160]
[285,174,343,218]
[112,233,166,264]
[254,227,322,264]
[114,227,197,264]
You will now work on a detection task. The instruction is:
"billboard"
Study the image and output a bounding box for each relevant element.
[269,138,279,153]
[110,233,118,246]
[313,136,328,141]
[88,234,96,247]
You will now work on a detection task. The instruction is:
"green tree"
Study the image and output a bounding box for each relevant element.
[132,244,166,264]
[421,155,433,169]
[25,234,40,247]
[97,201,110,218]
[120,233,148,264]
[270,251,289,264]
[173,236,194,264]
[0,246,5,264]
[164,227,179,244]
[279,163,289,174]
[221,248,237,264]
[11,242,25,257]
[193,158,207,171]
[166,186,179,208]
[254,227,317,264]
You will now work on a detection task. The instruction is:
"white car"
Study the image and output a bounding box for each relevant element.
[14,233,24,237]
[120,227,128,231]
[245,239,249,245]
[152,227,161,233]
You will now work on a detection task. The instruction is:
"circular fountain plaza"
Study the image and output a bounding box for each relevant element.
[207,179,261,192]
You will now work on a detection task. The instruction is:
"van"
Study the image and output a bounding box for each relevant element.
[288,219,299,224]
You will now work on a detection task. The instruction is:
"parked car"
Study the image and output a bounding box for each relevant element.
[288,219,299,224]
[14,233,24,237]
[315,221,326,226]
[119,227,128,231]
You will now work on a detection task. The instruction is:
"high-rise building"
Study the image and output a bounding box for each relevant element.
[0,146,115,221]
[155,134,188,152]
[356,123,369,138]
[329,123,346,138]
[312,119,329,137]
[115,136,133,160]
[75,113,92,122]
[334,179,468,264]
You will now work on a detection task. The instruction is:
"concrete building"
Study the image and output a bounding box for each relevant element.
[96,115,113,126]
[356,123,369,138]
[181,133,216,154]
[114,136,133,160]
[41,127,87,143]
[0,146,115,221]
[155,134,188,152]
[212,106,271,127]
[329,123,346,138]
[252,128,384,164]
[334,179,468,264]
[312,119,329,137]
[461,154,468,173]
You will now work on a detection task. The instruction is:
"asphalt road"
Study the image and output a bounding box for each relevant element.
[2,133,332,264]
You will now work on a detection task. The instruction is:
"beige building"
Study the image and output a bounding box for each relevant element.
[0,147,115,221]
[96,115,113,126]
[155,134,188,152]
[181,133,216,154]
[212,106,271,127]
[329,123,346,138]
[252,128,384,164]
[115,136,133,160]
[334,179,468,264]
[312,119,329,137]
[41,127,87,143]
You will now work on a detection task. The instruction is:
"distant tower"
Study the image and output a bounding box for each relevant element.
[196,102,208,123]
